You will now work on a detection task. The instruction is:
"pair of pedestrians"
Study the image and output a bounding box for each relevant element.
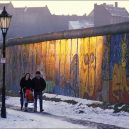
[20,71,46,112]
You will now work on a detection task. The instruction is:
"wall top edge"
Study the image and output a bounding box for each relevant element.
[0,22,129,47]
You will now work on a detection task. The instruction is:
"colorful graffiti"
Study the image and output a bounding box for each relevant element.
[2,33,129,104]
[109,34,129,104]
[79,36,104,100]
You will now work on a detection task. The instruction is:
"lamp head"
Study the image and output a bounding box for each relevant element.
[0,7,12,35]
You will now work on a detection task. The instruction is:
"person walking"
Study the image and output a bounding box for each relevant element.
[32,71,46,112]
[20,73,33,111]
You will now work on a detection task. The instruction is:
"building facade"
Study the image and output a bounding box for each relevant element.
[93,2,129,26]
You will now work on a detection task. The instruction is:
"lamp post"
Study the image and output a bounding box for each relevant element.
[0,7,12,118]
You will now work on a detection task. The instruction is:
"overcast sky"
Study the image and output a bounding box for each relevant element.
[0,1,129,15]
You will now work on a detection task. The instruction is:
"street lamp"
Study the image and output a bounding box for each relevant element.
[0,7,12,118]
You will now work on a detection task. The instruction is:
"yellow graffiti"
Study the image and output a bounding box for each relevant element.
[112,64,129,101]
[121,34,127,67]
[88,37,96,97]
[79,38,89,98]
[79,36,104,98]
[6,36,104,99]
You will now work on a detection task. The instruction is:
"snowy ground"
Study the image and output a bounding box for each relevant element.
[42,94,129,129]
[0,108,88,128]
[0,93,129,128]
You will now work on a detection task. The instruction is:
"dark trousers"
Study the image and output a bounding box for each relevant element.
[20,89,26,110]
[24,98,28,109]
[20,91,24,110]
[20,91,28,109]
[34,91,43,111]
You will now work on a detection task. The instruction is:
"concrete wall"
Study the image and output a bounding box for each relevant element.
[1,22,129,103]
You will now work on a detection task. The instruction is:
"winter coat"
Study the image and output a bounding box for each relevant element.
[20,78,33,92]
[32,77,46,92]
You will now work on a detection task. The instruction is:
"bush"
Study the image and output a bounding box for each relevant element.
[43,95,78,105]
[63,100,78,105]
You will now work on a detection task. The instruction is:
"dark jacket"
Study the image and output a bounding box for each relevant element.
[32,77,46,92]
[20,77,33,92]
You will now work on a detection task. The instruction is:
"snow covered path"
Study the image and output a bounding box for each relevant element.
[2,104,126,129]
[0,108,88,128]
[1,94,129,129]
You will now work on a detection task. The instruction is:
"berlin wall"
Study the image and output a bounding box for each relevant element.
[1,22,129,104]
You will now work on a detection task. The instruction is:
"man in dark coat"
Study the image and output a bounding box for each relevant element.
[32,71,46,112]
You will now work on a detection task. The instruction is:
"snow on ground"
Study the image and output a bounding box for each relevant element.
[5,93,129,129]
[0,109,87,128]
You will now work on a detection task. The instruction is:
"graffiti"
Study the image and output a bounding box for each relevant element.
[70,54,79,97]
[101,36,110,102]
[3,33,129,104]
[121,35,127,67]
[79,37,104,100]
[84,54,89,65]
[111,64,129,102]
[109,34,129,104]
[79,38,89,98]
[46,80,55,93]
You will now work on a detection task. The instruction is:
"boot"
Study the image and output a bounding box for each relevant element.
[40,109,44,112]
[24,107,28,112]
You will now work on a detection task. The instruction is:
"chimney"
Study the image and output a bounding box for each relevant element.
[103,3,106,6]
[115,2,118,7]
[94,3,97,7]
[94,3,97,10]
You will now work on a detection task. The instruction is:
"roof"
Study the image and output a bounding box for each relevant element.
[104,5,129,18]
[90,3,129,18]
[88,10,94,17]
[0,3,51,14]
[14,6,51,15]
[0,2,13,9]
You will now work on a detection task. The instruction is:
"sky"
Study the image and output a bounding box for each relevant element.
[0,1,129,15]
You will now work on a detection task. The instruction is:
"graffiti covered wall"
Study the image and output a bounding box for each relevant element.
[5,37,104,100]
[109,34,129,104]
[1,27,129,104]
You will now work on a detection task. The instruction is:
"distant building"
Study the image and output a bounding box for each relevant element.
[93,2,129,26]
[67,2,129,30]
[0,2,129,41]
[0,2,88,41]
